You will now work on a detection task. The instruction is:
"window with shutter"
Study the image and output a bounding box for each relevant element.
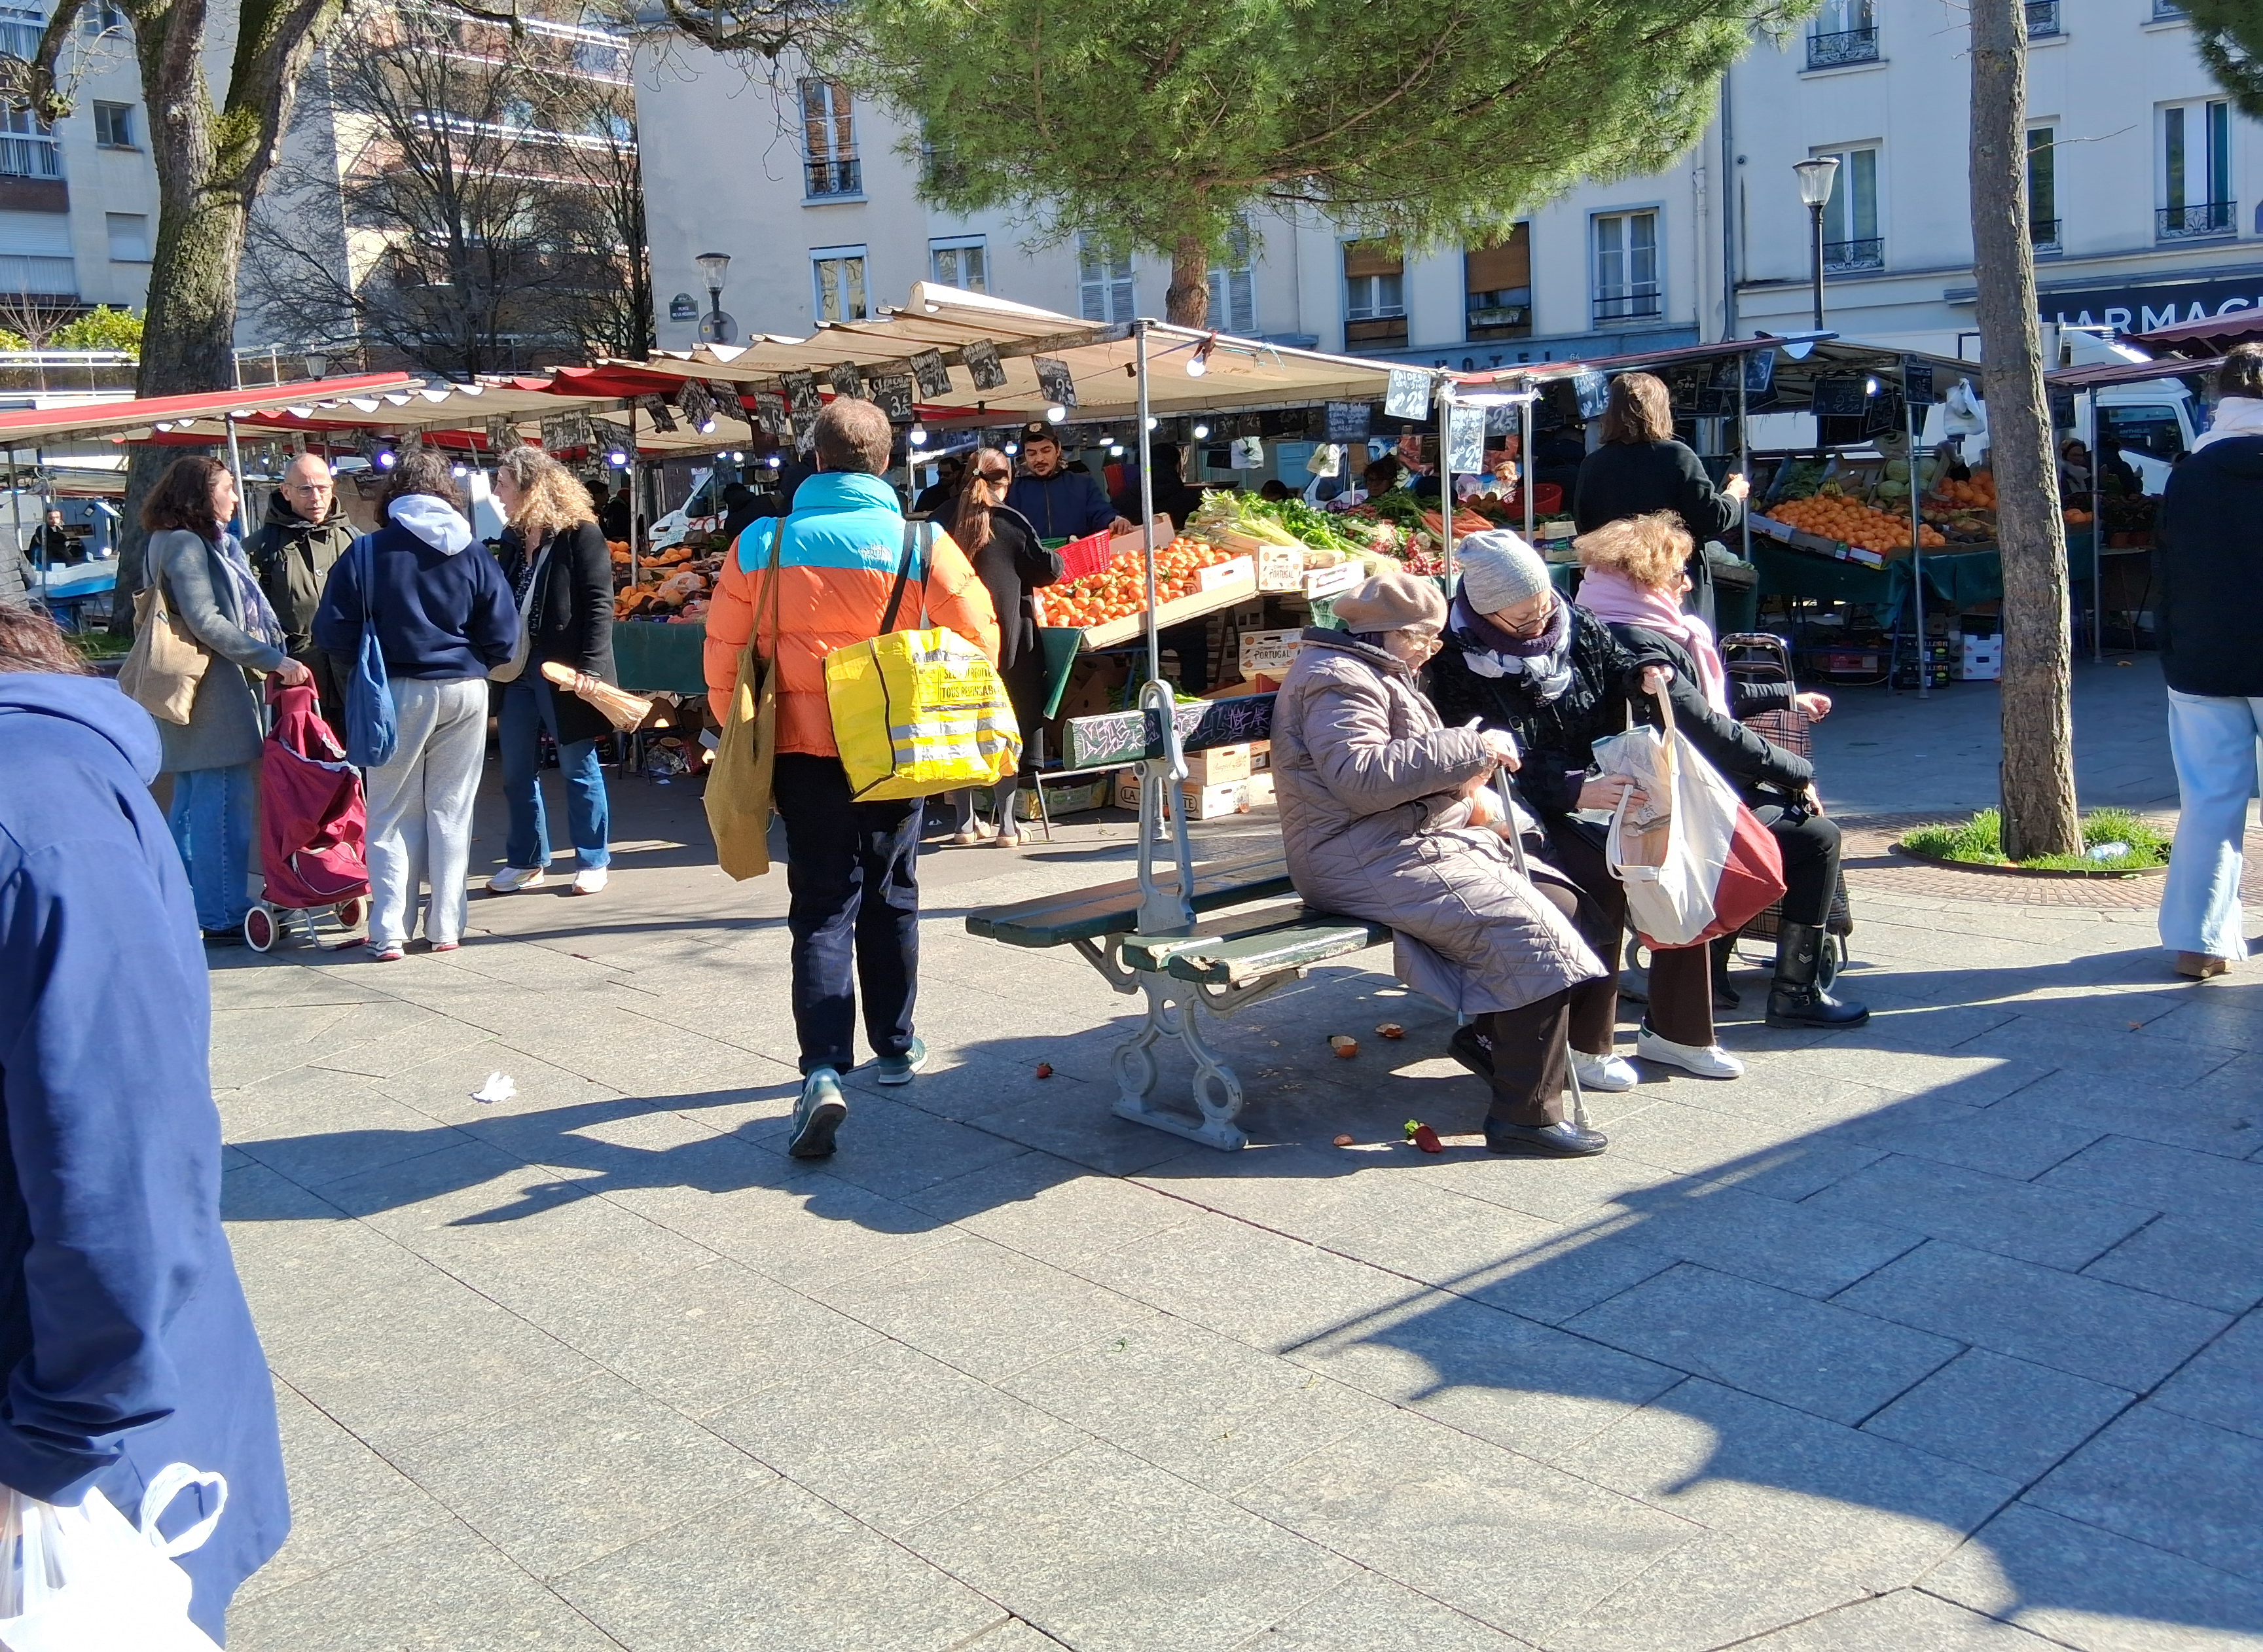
[1208,220,1256,333]
[799,81,861,198]
[1464,225,1530,340]
[1343,240,1406,347]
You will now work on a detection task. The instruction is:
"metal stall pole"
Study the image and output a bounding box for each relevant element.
[1435,377,1457,588]
[1521,385,1536,548]
[5,446,24,585]
[1737,355,1752,567]
[1131,317,1195,935]
[223,416,253,539]
[1904,365,1928,701]
[2088,389,2103,662]
[626,401,640,590]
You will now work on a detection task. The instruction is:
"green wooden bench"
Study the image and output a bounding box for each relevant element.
[965,682,1392,1151]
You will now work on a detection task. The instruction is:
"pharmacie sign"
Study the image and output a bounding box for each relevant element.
[2037,273,2263,336]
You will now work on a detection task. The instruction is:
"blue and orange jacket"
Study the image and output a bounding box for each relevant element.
[704,470,1000,757]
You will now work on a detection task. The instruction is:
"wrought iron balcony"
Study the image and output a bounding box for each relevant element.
[1823,237,1884,272]
[1806,26,1879,69]
[804,156,861,198]
[2157,201,2234,240]
[2025,1,2061,38]
[1592,289,1664,325]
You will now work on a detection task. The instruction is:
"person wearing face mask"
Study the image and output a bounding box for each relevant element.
[1271,570,1610,1157]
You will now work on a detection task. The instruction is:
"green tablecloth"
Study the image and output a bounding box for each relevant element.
[1751,531,2101,618]
[612,619,708,694]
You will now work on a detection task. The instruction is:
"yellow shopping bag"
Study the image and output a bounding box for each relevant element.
[825,523,1021,801]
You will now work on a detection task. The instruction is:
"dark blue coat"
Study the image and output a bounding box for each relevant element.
[0,673,289,1641]
[1005,468,1117,538]
[311,516,518,681]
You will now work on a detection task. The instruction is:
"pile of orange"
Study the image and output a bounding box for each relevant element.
[1038,537,1237,629]
[2063,507,2095,524]
[1933,472,1998,509]
[1770,492,1946,552]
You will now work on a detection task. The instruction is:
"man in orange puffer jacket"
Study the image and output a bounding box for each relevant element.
[705,399,1000,1158]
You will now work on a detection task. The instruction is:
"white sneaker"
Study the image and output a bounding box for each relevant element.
[1636,1026,1746,1079]
[1571,1050,1640,1092]
[570,868,609,896]
[488,866,545,893]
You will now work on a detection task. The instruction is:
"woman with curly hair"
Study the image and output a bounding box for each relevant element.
[1579,512,1866,1043]
[486,444,621,895]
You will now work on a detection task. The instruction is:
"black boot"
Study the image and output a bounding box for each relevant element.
[1767,921,1868,1027]
[1448,1021,1493,1079]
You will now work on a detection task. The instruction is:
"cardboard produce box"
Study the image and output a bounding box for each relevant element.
[1238,627,1304,679]
[1111,770,1252,821]
[1186,744,1252,785]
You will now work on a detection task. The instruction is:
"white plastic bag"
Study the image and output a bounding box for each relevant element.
[0,1463,228,1651]
[1591,695,1742,948]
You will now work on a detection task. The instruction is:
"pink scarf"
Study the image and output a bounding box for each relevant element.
[1576,566,1730,715]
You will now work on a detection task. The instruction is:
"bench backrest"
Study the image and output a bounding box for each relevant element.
[1063,692,1278,772]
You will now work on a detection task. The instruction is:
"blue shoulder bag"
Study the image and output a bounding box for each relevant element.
[342,533,399,766]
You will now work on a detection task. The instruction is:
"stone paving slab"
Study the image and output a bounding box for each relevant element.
[209,730,2263,1651]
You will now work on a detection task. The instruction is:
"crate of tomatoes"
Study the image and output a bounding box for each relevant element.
[1034,537,1258,647]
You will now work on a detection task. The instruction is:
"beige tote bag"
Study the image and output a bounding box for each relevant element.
[117,567,209,725]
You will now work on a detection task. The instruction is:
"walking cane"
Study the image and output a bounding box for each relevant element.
[1489,753,1590,1135]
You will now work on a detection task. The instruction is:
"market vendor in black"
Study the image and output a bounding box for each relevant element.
[24,507,81,567]
[1574,371,1748,622]
[1007,422,1133,539]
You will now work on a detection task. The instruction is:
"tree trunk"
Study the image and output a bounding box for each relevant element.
[1969,0,2080,860]
[1165,234,1210,328]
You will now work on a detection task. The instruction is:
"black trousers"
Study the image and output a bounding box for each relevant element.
[773,753,923,1075]
[1755,806,1843,930]
[1542,817,1713,1049]
[1479,874,1615,1127]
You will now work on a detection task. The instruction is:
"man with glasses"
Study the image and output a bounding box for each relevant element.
[250,454,355,725]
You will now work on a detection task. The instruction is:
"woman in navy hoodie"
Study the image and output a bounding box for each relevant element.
[0,608,289,1640]
[314,451,517,959]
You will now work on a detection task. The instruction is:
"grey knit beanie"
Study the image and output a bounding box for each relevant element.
[1457,530,1551,615]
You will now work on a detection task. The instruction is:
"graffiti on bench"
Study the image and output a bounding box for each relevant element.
[1064,693,1278,771]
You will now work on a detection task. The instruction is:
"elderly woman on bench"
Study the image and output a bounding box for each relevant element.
[1271,570,1612,1157]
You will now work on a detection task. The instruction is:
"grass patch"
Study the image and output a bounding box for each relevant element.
[1900,807,2169,872]
[69,627,131,662]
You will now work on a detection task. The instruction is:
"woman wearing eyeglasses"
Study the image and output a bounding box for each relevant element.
[1426,530,1722,1085]
[945,446,1064,845]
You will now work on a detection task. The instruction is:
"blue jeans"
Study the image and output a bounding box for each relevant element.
[2161,689,2262,961]
[166,762,257,931]
[498,677,611,871]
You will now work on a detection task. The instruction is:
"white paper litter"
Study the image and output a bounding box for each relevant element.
[472,1073,516,1104]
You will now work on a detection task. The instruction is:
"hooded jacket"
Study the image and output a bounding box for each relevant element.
[1005,466,1117,538]
[312,494,519,681]
[703,470,1000,757]
[2158,431,2263,698]
[248,488,355,647]
[0,673,289,1640]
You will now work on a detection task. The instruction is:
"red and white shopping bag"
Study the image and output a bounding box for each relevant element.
[1593,687,1786,948]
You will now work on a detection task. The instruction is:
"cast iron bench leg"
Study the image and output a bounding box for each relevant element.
[1111,970,1299,1153]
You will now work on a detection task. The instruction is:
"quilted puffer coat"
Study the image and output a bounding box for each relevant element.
[1271,628,1604,1016]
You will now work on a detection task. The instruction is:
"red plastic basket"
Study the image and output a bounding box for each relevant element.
[1057,530,1117,581]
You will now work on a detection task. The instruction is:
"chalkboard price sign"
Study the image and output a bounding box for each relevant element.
[1385,368,1431,421]
[909,349,953,398]
[638,393,678,433]
[1572,371,1610,420]
[752,392,788,437]
[781,372,822,417]
[963,339,1009,391]
[829,361,867,403]
[870,373,916,421]
[1904,362,1936,406]
[1445,404,1486,475]
[1324,401,1372,442]
[1033,355,1078,409]
[676,379,715,432]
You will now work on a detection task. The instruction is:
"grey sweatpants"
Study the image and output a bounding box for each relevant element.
[365,677,488,949]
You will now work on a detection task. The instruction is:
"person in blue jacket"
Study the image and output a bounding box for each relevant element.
[0,607,289,1643]
[1004,422,1134,540]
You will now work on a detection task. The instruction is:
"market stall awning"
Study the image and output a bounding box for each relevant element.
[1455,334,1978,406]
[2129,308,2263,356]
[155,378,625,446]
[0,372,418,446]
[615,285,1401,425]
[2044,354,2224,391]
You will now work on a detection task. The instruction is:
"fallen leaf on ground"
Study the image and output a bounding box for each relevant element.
[1035,1062,1054,1078]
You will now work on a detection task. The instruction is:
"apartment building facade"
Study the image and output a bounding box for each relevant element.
[0,1,162,317]
[638,1,2261,369]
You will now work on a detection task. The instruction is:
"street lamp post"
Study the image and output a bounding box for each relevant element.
[694,251,733,345]
[1792,156,1840,331]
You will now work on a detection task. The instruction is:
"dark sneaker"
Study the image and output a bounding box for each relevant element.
[875,1036,928,1086]
[788,1069,848,1158]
